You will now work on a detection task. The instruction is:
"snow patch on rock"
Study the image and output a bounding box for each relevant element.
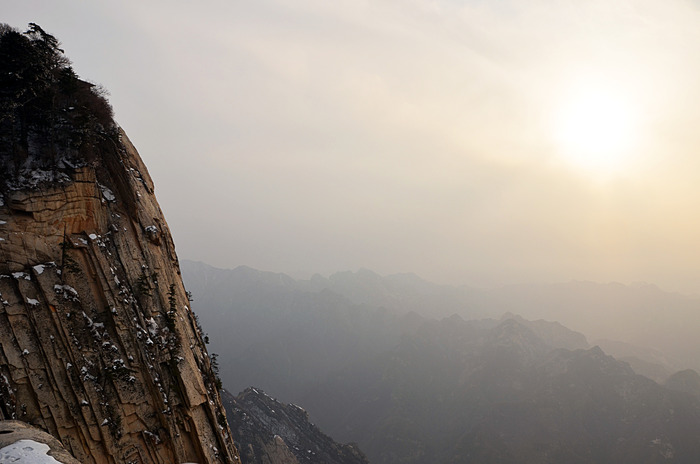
[0,439,62,463]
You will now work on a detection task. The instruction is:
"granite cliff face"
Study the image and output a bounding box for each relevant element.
[0,125,241,463]
[0,23,239,463]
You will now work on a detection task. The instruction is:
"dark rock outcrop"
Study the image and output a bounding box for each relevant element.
[222,388,368,464]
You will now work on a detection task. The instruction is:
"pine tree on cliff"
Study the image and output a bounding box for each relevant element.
[0,23,114,174]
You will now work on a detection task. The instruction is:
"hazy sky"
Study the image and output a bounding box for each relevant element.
[5,1,700,291]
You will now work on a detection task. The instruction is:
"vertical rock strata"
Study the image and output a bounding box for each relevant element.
[0,130,240,463]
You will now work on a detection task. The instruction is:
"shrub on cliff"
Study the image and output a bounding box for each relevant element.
[0,23,117,180]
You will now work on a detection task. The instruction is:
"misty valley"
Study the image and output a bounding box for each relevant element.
[183,261,700,464]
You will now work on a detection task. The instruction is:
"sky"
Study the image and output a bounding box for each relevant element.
[4,0,700,292]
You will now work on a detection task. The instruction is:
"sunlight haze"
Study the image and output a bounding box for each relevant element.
[5,0,700,292]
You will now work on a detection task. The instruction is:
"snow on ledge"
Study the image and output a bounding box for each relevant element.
[0,439,62,463]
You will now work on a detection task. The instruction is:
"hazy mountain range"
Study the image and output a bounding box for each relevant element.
[182,260,700,463]
[182,261,700,378]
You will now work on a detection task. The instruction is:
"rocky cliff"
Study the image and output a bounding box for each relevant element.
[0,128,240,463]
[0,24,239,463]
[222,388,368,464]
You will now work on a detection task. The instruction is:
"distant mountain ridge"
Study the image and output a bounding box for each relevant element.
[182,260,699,374]
[182,260,700,464]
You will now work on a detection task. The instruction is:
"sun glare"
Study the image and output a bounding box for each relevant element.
[553,83,637,175]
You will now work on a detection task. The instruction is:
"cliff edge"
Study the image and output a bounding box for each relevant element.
[0,23,239,464]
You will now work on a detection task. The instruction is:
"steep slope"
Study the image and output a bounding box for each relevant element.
[222,388,368,464]
[0,25,238,463]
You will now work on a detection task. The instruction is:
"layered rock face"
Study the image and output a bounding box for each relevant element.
[0,130,240,463]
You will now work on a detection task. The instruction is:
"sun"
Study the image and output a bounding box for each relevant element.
[553,82,638,175]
